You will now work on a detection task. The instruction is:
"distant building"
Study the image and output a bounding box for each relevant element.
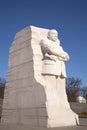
[76,90,86,103]
[76,96,86,103]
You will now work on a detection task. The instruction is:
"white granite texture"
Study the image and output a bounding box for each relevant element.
[1,26,79,127]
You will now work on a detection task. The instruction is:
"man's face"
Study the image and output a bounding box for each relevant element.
[49,32,58,42]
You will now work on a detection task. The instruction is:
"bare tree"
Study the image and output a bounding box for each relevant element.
[66,77,82,102]
[0,77,6,99]
[82,86,87,100]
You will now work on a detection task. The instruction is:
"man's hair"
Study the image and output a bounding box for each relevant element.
[48,29,58,36]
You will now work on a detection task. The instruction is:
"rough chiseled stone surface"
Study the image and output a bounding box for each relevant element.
[1,26,79,127]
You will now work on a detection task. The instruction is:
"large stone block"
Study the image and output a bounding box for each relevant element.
[1,26,79,127]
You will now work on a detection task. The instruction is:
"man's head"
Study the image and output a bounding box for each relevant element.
[48,29,58,42]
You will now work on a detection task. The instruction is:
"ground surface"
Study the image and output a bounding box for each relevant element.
[0,118,87,130]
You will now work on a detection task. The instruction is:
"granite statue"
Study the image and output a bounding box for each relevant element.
[1,26,79,127]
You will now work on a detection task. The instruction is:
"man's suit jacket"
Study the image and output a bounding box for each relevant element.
[41,38,68,78]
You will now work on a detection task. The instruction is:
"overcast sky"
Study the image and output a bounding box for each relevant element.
[0,0,87,86]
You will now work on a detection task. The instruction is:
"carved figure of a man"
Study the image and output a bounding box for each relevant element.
[41,29,69,78]
[40,29,70,107]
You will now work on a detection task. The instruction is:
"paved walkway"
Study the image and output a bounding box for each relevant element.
[0,118,87,130]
